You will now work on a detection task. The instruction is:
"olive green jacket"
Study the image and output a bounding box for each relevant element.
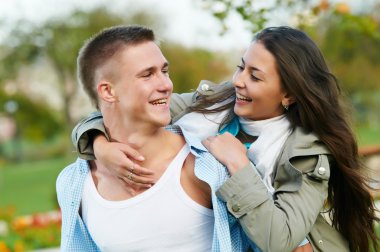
[72,80,349,252]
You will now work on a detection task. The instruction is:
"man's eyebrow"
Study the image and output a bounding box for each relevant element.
[136,62,170,76]
[137,66,155,75]
[163,62,169,68]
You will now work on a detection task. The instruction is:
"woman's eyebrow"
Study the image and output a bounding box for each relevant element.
[242,58,264,73]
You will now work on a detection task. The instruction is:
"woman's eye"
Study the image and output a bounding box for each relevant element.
[250,75,261,81]
[236,65,244,70]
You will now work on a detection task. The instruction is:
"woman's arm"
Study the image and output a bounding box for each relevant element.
[72,114,155,187]
[203,132,327,251]
[72,80,230,158]
[71,111,105,160]
[71,92,196,157]
[170,92,196,122]
[70,92,196,188]
[218,163,326,251]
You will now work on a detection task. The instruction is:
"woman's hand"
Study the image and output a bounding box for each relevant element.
[292,243,313,252]
[202,132,249,175]
[93,135,155,189]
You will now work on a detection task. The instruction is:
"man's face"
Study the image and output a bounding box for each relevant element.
[109,41,173,128]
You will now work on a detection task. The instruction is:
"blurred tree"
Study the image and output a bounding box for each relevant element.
[0,88,62,159]
[313,6,380,126]
[0,92,60,136]
[0,7,158,128]
[161,43,231,93]
[201,0,313,34]
[316,10,380,92]
[0,6,232,130]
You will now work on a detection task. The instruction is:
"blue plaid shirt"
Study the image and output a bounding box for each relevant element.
[57,125,259,251]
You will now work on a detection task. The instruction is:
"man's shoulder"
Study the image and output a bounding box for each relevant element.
[170,125,208,153]
[166,124,222,166]
[56,158,88,189]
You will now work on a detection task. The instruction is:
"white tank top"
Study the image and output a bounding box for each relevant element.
[81,145,214,252]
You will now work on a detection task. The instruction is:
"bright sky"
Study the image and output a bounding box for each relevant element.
[0,0,252,51]
[0,0,376,51]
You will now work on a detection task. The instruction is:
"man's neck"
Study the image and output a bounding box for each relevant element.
[104,111,161,143]
[103,116,185,168]
[92,122,185,199]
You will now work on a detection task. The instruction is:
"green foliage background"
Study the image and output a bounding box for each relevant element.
[0,0,379,228]
[0,90,62,141]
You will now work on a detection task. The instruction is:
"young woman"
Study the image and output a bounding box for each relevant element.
[72,26,378,251]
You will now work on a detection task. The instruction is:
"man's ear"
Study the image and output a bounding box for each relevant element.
[97,81,117,103]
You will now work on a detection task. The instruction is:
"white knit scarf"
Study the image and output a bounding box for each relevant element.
[239,115,293,194]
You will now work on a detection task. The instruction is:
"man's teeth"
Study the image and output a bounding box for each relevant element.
[236,94,252,101]
[151,99,167,105]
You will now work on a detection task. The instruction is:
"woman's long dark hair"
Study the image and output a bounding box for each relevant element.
[190,26,379,251]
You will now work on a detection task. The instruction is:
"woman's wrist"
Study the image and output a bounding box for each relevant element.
[227,156,250,175]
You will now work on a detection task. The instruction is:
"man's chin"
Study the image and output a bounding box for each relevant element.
[152,115,171,127]
[162,117,172,126]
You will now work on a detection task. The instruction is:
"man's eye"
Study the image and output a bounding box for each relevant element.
[162,69,169,75]
[142,72,152,78]
[236,65,244,70]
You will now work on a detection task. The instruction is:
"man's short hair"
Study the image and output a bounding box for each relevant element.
[77,25,155,109]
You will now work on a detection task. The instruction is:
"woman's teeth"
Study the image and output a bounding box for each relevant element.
[236,93,252,102]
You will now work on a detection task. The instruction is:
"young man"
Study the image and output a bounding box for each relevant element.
[56,25,254,251]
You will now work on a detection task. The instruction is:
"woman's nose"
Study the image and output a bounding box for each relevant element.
[232,71,245,88]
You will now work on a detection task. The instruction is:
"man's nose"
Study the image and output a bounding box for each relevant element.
[158,74,173,91]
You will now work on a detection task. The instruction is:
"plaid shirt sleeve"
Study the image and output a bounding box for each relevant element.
[56,159,100,251]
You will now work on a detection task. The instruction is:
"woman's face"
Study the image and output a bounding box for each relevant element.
[233,41,289,121]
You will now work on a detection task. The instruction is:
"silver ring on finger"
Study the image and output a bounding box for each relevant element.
[127,172,134,181]
[129,162,135,173]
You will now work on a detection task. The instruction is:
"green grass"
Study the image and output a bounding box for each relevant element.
[356,126,380,146]
[0,157,75,215]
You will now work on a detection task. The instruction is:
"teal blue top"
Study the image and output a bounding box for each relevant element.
[219,117,252,149]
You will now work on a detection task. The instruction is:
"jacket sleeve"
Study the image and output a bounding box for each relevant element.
[171,80,232,122]
[71,80,225,159]
[71,91,196,160]
[170,92,196,121]
[216,154,330,252]
[71,111,107,160]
